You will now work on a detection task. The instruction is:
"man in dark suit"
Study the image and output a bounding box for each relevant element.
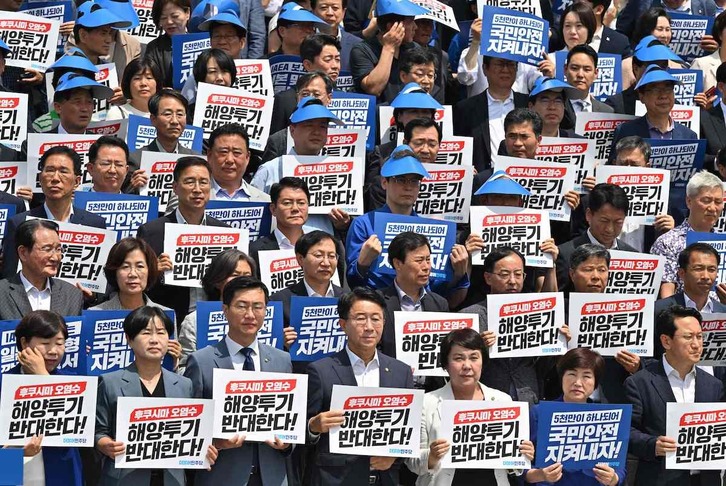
[701,61,726,170]
[306,287,414,486]
[0,142,21,161]
[617,0,719,45]
[590,0,632,57]
[561,45,615,131]
[0,191,26,215]
[136,156,229,325]
[0,219,83,319]
[2,146,107,279]
[625,305,724,486]
[311,0,361,71]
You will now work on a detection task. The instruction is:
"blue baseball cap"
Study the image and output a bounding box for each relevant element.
[474,170,531,196]
[278,3,327,26]
[634,36,682,63]
[0,38,10,58]
[48,48,99,75]
[529,77,580,101]
[391,82,443,110]
[190,0,240,32]
[290,96,343,125]
[76,1,132,29]
[635,65,681,90]
[381,145,430,178]
[55,72,114,100]
[376,0,429,17]
[96,0,139,29]
[198,10,248,35]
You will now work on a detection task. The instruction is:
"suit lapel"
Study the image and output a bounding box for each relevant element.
[332,350,357,385]
[378,355,395,387]
[161,368,184,397]
[213,339,234,370]
[7,276,32,316]
[695,369,715,401]
[120,366,144,397]
[651,362,677,404]
[259,343,274,371]
[675,293,686,307]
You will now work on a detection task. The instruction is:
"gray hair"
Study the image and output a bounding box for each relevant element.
[686,170,723,198]
[570,244,610,269]
[615,136,651,163]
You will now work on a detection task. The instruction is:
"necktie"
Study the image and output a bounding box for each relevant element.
[240,347,255,371]
[240,347,260,478]
[575,99,591,112]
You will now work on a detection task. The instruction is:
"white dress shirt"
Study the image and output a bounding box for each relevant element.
[346,345,380,387]
[587,229,618,249]
[394,279,426,312]
[225,335,262,371]
[43,202,74,223]
[303,279,334,298]
[589,25,604,53]
[487,90,515,156]
[663,354,697,403]
[20,272,52,311]
[570,97,593,113]
[211,177,271,202]
[274,228,296,250]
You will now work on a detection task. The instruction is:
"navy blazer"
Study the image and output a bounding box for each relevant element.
[598,26,633,58]
[306,349,414,486]
[0,191,26,215]
[608,116,698,165]
[700,105,726,171]
[605,87,638,116]
[625,359,724,486]
[617,0,718,45]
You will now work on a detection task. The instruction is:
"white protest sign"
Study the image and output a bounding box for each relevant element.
[86,118,129,140]
[596,166,670,225]
[635,102,700,137]
[574,112,638,164]
[163,223,250,288]
[699,313,726,366]
[256,250,341,294]
[286,128,368,159]
[414,163,473,223]
[666,402,726,470]
[127,0,161,44]
[469,206,552,267]
[93,63,119,121]
[436,137,473,166]
[0,161,25,195]
[0,374,97,447]
[379,105,453,146]
[568,293,655,357]
[0,12,60,71]
[51,220,116,292]
[605,250,665,297]
[394,312,477,376]
[26,134,102,192]
[139,152,186,213]
[480,0,541,18]
[115,397,214,469]
[413,0,459,31]
[535,136,596,193]
[487,292,567,358]
[329,385,423,458]
[234,59,274,97]
[212,369,308,443]
[0,92,28,151]
[440,400,531,469]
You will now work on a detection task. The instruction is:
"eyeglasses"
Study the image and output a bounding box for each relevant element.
[41,167,74,178]
[35,245,64,255]
[642,86,674,96]
[390,176,422,187]
[410,70,435,80]
[536,97,564,106]
[350,314,384,327]
[158,110,186,119]
[310,253,338,262]
[299,90,328,99]
[487,270,526,280]
[490,61,517,71]
[180,178,210,188]
[230,303,267,314]
[95,160,127,170]
[211,34,240,42]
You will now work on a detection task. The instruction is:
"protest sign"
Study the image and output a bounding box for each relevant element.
[0,161,24,196]
[20,0,72,55]
[469,206,552,267]
[0,92,28,151]
[666,402,726,470]
[669,12,714,64]
[553,52,621,102]
[212,369,307,443]
[646,139,705,194]
[281,156,364,215]
[394,312,477,376]
[436,137,473,166]
[636,103,701,137]
[479,6,548,67]
[234,59,274,97]
[574,112,638,164]
[0,12,60,71]
[373,212,456,280]
[336,72,354,92]
[0,316,80,374]
[415,163,473,223]
[568,293,655,357]
[0,449,22,485]
[440,400,530,469]
[699,313,726,366]
[258,249,304,294]
[127,114,204,152]
[172,32,211,90]
[288,296,345,362]
[670,69,703,106]
[715,182,726,233]
[329,91,376,151]
[193,82,273,150]
[686,232,726,286]
[163,223,250,288]
[534,402,631,470]
[269,54,305,94]
[86,118,129,139]
[0,375,97,447]
[287,128,368,159]
[413,0,459,31]
[379,105,453,146]
[487,292,567,358]
[195,300,284,350]
[596,166,670,225]
[536,136,596,193]
[74,192,159,240]
[138,152,185,213]
[205,200,273,241]
[92,63,119,121]
[0,320,19,374]
[493,155,576,221]
[482,0,541,17]
[605,250,665,297]
[0,204,15,244]
[26,134,101,192]
[127,0,161,44]
[329,385,424,457]
[115,397,214,469]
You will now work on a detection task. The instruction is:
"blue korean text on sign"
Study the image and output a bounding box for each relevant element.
[74,192,159,240]
[172,32,211,90]
[329,91,377,151]
[288,296,345,362]
[269,55,306,94]
[195,300,284,350]
[205,200,273,241]
[127,114,204,152]
[479,6,549,67]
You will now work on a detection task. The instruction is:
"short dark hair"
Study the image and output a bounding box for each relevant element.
[208,123,250,153]
[151,0,191,27]
[270,177,310,204]
[295,230,340,257]
[633,8,671,46]
[338,287,387,320]
[718,61,726,84]
[589,0,611,21]
[148,88,188,117]
[718,146,726,168]
[614,136,651,163]
[714,9,726,44]
[656,305,702,341]
[588,183,630,214]
[399,45,436,73]
[300,34,341,64]
[294,71,334,94]
[40,145,82,176]
[222,276,270,306]
[438,327,488,369]
[173,156,211,182]
[556,348,605,387]
[403,118,442,144]
[123,305,174,341]
[15,220,59,252]
[558,1,597,45]
[504,108,543,138]
[387,232,430,266]
[678,242,721,270]
[566,43,598,68]
[104,237,160,292]
[193,48,236,85]
[88,136,130,165]
[120,57,163,100]
[15,310,68,351]
[570,243,610,269]
[378,14,408,32]
[483,246,525,274]
[201,249,257,300]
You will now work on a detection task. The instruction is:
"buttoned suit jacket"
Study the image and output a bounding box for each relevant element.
[0,272,83,320]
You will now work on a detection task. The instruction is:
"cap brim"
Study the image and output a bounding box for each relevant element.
[279,10,328,25]
[474,178,531,196]
[48,56,100,74]
[77,10,132,29]
[635,73,681,90]
[199,12,247,33]
[380,156,430,178]
[290,104,343,125]
[59,79,114,99]
[377,1,429,17]
[635,45,683,63]
[95,0,140,29]
[391,91,442,110]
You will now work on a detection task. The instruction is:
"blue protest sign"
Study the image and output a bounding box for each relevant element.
[686,231,726,286]
[20,0,72,55]
[269,54,305,94]
[647,139,705,193]
[336,71,354,92]
[669,69,704,106]
[554,52,621,102]
[329,91,377,151]
[534,401,632,470]
[669,12,714,64]
[74,192,159,240]
[479,6,549,67]
[0,204,16,243]
[0,448,22,485]
[80,310,175,375]
[204,200,273,241]
[0,316,81,375]
[288,296,345,362]
[127,114,204,153]
[172,32,211,90]
[0,320,19,374]
[195,300,284,350]
[373,212,456,281]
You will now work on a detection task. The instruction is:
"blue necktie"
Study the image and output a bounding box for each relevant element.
[240,347,255,371]
[240,347,260,478]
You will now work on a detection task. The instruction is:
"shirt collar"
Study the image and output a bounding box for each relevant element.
[587,228,617,249]
[645,115,675,134]
[211,177,252,199]
[156,139,179,154]
[393,278,425,305]
[346,344,379,369]
[662,353,696,380]
[683,292,713,313]
[43,202,74,222]
[175,208,207,225]
[303,278,334,297]
[19,271,50,293]
[486,89,514,104]
[274,228,294,249]
[592,25,604,41]
[225,335,259,357]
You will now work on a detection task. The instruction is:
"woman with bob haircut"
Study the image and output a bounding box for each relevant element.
[94,306,218,485]
[525,348,624,485]
[106,58,164,119]
[407,328,534,485]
